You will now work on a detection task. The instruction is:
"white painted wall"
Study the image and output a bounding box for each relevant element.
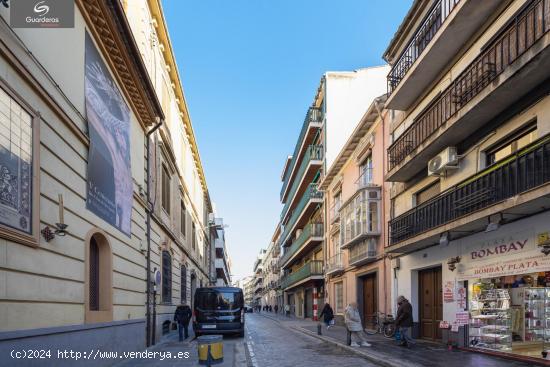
[324,65,389,170]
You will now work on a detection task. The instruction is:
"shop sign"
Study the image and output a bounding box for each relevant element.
[443,281,455,303]
[457,233,550,280]
[455,311,469,326]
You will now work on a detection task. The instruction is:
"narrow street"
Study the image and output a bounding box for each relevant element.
[244,314,376,367]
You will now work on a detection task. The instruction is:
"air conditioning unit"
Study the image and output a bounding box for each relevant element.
[428,147,458,176]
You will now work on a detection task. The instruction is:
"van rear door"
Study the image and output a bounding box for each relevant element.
[195,289,243,324]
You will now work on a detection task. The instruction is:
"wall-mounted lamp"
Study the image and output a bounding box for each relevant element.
[447,256,461,271]
[485,213,503,233]
[41,194,69,242]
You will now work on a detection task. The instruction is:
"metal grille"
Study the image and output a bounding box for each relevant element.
[162,251,172,304]
[89,237,100,311]
[180,265,187,303]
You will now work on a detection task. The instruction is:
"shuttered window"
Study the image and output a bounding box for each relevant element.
[415,181,440,206]
[180,201,186,236]
[162,250,172,304]
[161,165,170,214]
[181,265,187,303]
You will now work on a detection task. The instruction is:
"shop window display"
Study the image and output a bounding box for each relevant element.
[468,273,550,360]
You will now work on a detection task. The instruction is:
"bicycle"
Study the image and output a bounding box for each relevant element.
[364,312,396,338]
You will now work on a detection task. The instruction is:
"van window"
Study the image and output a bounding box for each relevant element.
[196,290,243,310]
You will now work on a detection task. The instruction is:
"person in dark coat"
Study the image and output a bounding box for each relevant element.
[395,295,415,347]
[274,304,279,313]
[319,303,335,329]
[174,304,192,341]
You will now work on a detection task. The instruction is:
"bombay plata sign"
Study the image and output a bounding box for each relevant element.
[457,233,550,280]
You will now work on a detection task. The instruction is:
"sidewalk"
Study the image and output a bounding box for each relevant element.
[258,312,543,367]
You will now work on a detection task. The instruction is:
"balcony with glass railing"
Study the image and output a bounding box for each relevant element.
[340,187,381,249]
[280,145,323,222]
[280,260,324,290]
[348,239,377,267]
[279,223,323,268]
[325,253,344,276]
[281,107,323,201]
[388,0,550,181]
[279,183,323,246]
[386,0,504,110]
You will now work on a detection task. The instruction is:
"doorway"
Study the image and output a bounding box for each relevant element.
[362,273,377,329]
[419,267,443,340]
[305,289,313,318]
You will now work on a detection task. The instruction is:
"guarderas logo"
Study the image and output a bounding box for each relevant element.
[33,1,49,17]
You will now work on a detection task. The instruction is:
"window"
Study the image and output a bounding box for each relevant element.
[85,231,113,323]
[359,156,373,186]
[415,181,440,206]
[180,264,187,303]
[180,201,186,236]
[89,237,100,311]
[486,126,538,166]
[192,222,196,250]
[0,86,37,239]
[162,250,172,303]
[161,165,170,214]
[335,282,343,313]
[339,189,380,246]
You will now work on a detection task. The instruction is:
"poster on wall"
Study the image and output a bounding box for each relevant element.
[84,33,132,237]
[443,281,455,303]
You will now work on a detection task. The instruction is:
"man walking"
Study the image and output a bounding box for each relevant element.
[395,295,415,347]
[173,304,192,341]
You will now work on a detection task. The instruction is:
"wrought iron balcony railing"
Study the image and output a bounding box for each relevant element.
[387,0,461,94]
[279,183,323,245]
[281,107,324,199]
[280,260,324,290]
[325,253,344,275]
[390,135,550,245]
[348,239,377,266]
[388,0,550,171]
[280,145,323,221]
[279,223,323,267]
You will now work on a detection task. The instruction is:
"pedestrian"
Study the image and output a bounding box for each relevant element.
[344,302,371,347]
[395,295,415,347]
[284,304,290,317]
[269,305,272,312]
[319,303,334,329]
[173,304,192,341]
[274,304,279,314]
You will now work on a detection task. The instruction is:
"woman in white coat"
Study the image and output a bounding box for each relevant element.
[344,302,371,347]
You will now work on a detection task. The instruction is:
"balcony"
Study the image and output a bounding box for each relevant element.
[340,187,381,249]
[325,253,344,276]
[279,183,324,246]
[388,0,550,181]
[356,168,375,190]
[330,200,341,224]
[281,107,324,201]
[348,239,377,267]
[389,135,550,252]
[280,145,323,223]
[386,0,505,110]
[280,260,324,290]
[279,223,323,269]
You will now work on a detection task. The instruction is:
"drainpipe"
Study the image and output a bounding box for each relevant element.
[373,98,388,314]
[146,117,163,347]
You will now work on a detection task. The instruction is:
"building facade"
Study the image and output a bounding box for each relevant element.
[321,97,392,326]
[123,0,214,344]
[384,0,550,362]
[0,0,166,362]
[212,217,231,286]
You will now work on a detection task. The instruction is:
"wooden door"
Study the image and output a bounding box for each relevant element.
[419,267,443,340]
[362,273,377,328]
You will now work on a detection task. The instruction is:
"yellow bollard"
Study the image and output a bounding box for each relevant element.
[197,335,223,366]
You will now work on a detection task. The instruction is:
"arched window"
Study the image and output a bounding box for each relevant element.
[85,230,113,323]
[181,264,187,303]
[162,251,172,303]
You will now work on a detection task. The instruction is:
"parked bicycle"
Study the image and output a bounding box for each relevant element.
[364,312,396,338]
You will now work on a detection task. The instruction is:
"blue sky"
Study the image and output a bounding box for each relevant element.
[162,0,412,281]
